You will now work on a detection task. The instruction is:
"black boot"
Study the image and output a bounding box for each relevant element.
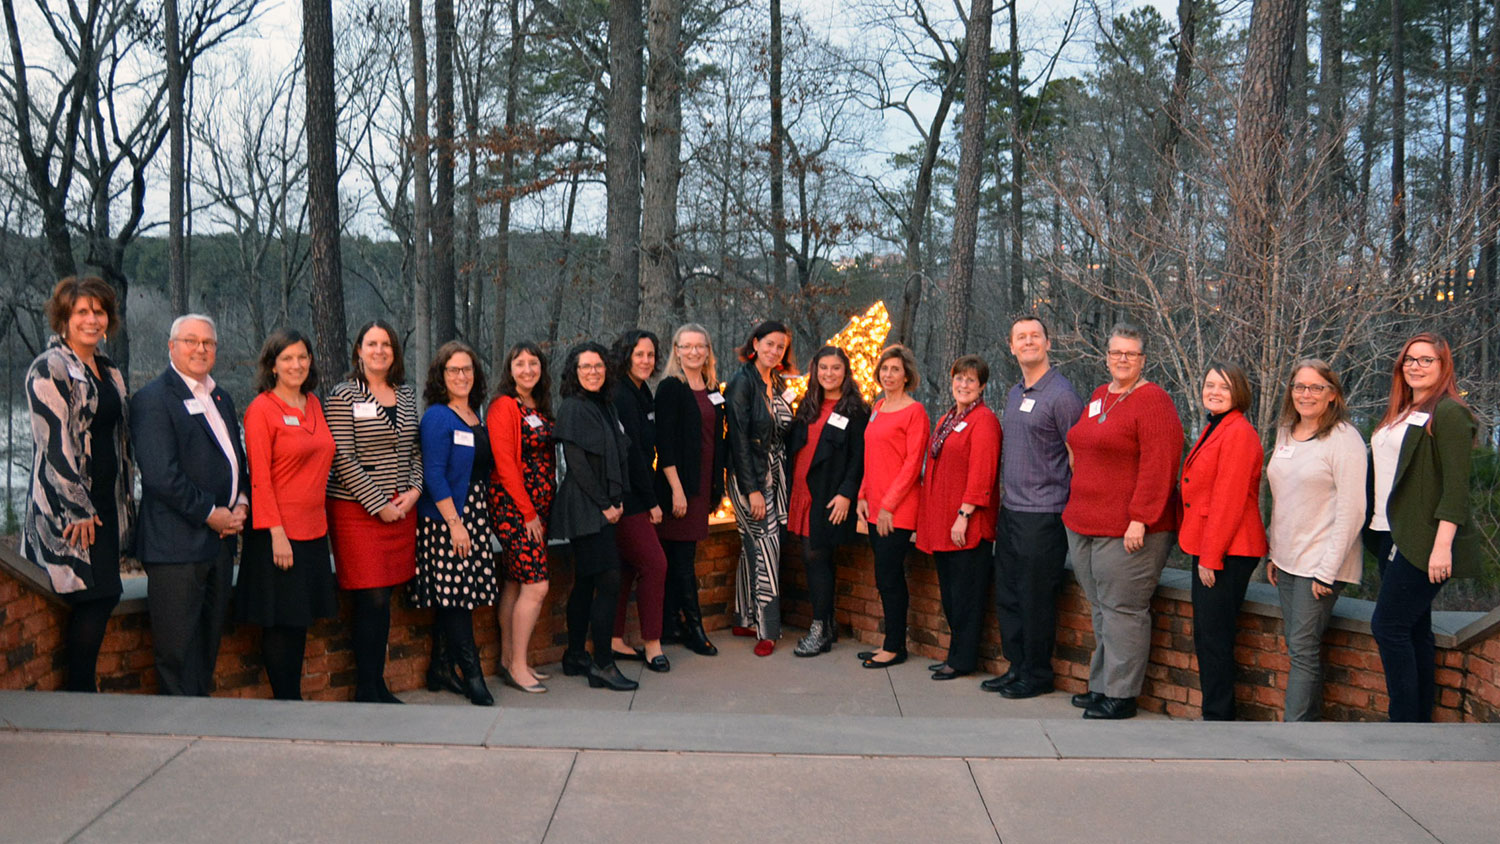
[587,662,639,691]
[452,640,495,707]
[679,588,718,657]
[426,628,464,695]
[562,649,592,676]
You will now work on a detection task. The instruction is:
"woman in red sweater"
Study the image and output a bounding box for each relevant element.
[855,345,929,668]
[1063,324,1183,719]
[236,330,339,700]
[917,354,1001,680]
[1179,363,1268,720]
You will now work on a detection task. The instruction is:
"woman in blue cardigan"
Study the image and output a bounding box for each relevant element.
[414,341,497,706]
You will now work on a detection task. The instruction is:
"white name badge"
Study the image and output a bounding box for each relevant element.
[183,398,205,415]
[618,420,627,434]
[525,414,544,429]
[1406,411,1430,426]
[828,413,850,430]
[67,365,87,382]
[1019,398,1036,413]
[781,388,797,404]
[954,421,968,432]
[647,411,656,422]
[869,411,878,422]
[1275,445,1296,459]
[352,402,379,419]
[283,414,301,426]
[1088,399,1102,418]
[453,429,475,447]
[708,392,725,406]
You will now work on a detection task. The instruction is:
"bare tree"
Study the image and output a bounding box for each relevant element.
[432,0,457,342]
[305,0,349,373]
[605,0,644,330]
[942,0,992,362]
[409,0,434,373]
[638,0,684,339]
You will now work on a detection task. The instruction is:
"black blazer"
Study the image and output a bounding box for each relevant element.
[786,403,868,548]
[612,378,660,515]
[653,375,726,504]
[724,361,784,497]
[130,368,247,563]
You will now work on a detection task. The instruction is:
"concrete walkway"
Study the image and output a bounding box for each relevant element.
[4,635,1500,843]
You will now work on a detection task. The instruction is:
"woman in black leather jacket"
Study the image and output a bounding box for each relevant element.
[724,320,797,656]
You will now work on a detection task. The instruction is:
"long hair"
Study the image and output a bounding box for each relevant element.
[346,319,406,385]
[610,328,662,383]
[1377,332,1467,431]
[494,341,553,419]
[254,329,320,394]
[876,344,919,393]
[559,341,614,399]
[423,340,487,411]
[1277,359,1349,440]
[736,319,798,373]
[795,346,868,425]
[663,323,718,386]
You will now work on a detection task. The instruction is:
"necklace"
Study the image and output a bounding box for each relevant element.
[1098,381,1143,424]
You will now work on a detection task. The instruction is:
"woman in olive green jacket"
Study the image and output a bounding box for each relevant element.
[1366,332,1479,722]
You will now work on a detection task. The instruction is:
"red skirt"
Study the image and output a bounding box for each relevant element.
[327,497,417,590]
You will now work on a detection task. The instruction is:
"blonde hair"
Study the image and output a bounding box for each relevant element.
[663,323,718,386]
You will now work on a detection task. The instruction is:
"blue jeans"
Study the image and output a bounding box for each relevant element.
[1369,532,1445,723]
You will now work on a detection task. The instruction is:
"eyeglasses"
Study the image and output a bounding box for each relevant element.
[952,375,980,386]
[1106,350,1143,361]
[676,344,708,352]
[444,365,474,376]
[577,363,606,372]
[1401,355,1438,369]
[173,337,217,350]
[1291,383,1329,396]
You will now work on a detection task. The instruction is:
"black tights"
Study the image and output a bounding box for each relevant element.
[661,539,703,631]
[65,595,119,692]
[435,606,477,658]
[350,586,394,697]
[261,625,308,700]
[567,568,621,668]
[802,539,836,625]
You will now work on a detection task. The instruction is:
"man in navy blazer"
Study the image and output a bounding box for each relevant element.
[131,314,248,695]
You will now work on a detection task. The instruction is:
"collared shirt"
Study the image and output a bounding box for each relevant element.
[1001,366,1084,513]
[171,362,245,511]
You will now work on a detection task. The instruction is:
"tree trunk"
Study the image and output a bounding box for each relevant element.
[166,0,188,313]
[943,0,993,363]
[549,135,589,354]
[409,0,433,376]
[769,0,788,293]
[639,0,684,340]
[1479,0,1500,406]
[1316,0,1347,203]
[1008,0,1024,311]
[304,0,348,380]
[891,72,963,347]
[492,0,526,370]
[605,0,644,331]
[1390,0,1407,279]
[432,0,457,343]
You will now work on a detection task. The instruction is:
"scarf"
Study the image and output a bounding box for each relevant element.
[929,398,984,460]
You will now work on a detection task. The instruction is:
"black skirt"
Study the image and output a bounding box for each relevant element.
[65,505,123,604]
[569,522,620,578]
[235,531,340,627]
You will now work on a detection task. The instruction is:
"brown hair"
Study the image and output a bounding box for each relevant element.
[737,320,798,373]
[423,341,487,411]
[1277,359,1350,440]
[1204,361,1253,414]
[1377,332,1467,431]
[254,329,320,394]
[347,320,407,385]
[47,276,118,338]
[876,344,920,392]
[950,354,990,387]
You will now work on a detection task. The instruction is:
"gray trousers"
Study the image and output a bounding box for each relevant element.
[1068,529,1173,698]
[144,542,235,696]
[1275,570,1343,721]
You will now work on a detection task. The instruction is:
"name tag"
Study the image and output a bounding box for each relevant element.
[708,392,725,406]
[869,411,878,422]
[183,398,205,415]
[453,430,475,447]
[352,402,379,419]
[525,414,544,429]
[1406,412,1430,426]
[618,420,627,434]
[647,411,656,422]
[67,365,87,382]
[1275,445,1295,459]
[954,421,968,432]
[781,388,797,404]
[828,413,849,430]
[283,415,301,426]
[1019,398,1036,413]
[1088,399,1102,418]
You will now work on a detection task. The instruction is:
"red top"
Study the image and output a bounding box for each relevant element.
[1063,382,1183,537]
[858,399,930,530]
[916,404,1001,553]
[788,399,835,536]
[245,391,337,540]
[486,395,540,522]
[1177,410,1269,569]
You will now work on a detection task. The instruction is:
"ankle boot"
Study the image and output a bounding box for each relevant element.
[794,620,833,657]
[680,593,718,656]
[453,641,495,707]
[587,662,639,691]
[561,649,592,676]
[426,631,464,695]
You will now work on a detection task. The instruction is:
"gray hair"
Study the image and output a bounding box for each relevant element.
[169,313,218,341]
[1108,322,1145,354]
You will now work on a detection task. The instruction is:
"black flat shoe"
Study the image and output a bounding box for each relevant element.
[645,654,671,673]
[931,666,971,681]
[561,650,592,677]
[928,662,948,672]
[857,651,876,661]
[861,651,907,669]
[1083,696,1138,720]
[1000,679,1055,700]
[588,663,640,691]
[501,669,547,694]
[612,647,647,662]
[1071,691,1105,709]
[980,670,1021,693]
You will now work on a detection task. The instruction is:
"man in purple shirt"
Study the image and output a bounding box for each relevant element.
[983,316,1084,699]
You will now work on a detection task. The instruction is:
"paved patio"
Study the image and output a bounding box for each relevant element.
[3,634,1499,843]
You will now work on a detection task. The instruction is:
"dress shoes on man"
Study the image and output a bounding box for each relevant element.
[999,678,1055,700]
[980,669,1021,693]
[1071,690,1105,709]
[1082,696,1138,720]
[928,662,949,672]
[587,662,640,691]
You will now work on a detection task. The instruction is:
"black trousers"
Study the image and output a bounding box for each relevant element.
[934,543,992,673]
[1190,554,1259,720]
[868,528,914,653]
[144,541,235,696]
[993,509,1069,684]
[1370,532,1446,723]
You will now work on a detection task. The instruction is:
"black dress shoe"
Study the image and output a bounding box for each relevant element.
[1083,696,1138,720]
[1071,691,1105,709]
[588,662,640,691]
[931,666,971,681]
[980,669,1021,693]
[644,654,671,673]
[861,651,907,669]
[612,647,647,662]
[561,650,592,677]
[999,679,1055,700]
[928,662,948,672]
[857,651,876,661]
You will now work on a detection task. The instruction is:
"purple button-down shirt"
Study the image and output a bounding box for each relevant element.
[1001,367,1084,513]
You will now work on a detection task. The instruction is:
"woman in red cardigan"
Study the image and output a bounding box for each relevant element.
[917,354,1001,680]
[1179,363,1268,720]
[1063,324,1183,719]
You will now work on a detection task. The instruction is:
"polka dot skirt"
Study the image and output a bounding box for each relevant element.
[411,481,498,609]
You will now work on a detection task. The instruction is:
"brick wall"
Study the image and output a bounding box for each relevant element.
[4,528,1498,721]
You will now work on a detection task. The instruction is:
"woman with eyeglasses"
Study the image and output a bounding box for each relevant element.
[1063,324,1183,720]
[1264,359,1366,721]
[1366,333,1479,722]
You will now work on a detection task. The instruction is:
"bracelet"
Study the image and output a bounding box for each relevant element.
[956,510,971,519]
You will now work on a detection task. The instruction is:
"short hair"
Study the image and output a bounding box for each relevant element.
[663,323,718,386]
[347,320,406,385]
[610,329,662,381]
[876,344,919,392]
[1108,322,1145,354]
[559,341,615,399]
[494,341,553,419]
[1277,358,1350,440]
[47,276,118,337]
[737,319,798,373]
[170,313,218,341]
[254,329,320,394]
[1204,361,1253,414]
[1010,314,1050,340]
[950,354,990,387]
[424,340,487,411]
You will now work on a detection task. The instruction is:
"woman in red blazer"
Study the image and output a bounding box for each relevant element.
[917,354,1001,680]
[1179,362,1268,720]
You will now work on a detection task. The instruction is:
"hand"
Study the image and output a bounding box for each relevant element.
[1265,562,1278,587]
[603,505,623,524]
[394,489,421,517]
[1197,564,1215,588]
[649,505,664,525]
[1123,520,1146,553]
[950,515,968,547]
[206,506,239,534]
[449,521,472,558]
[856,499,869,523]
[876,509,895,538]
[748,491,766,521]
[671,489,688,519]
[62,516,101,549]
[826,495,851,525]
[271,529,294,570]
[524,516,545,545]
[376,503,405,523]
[1428,544,1454,584]
[1311,581,1333,600]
